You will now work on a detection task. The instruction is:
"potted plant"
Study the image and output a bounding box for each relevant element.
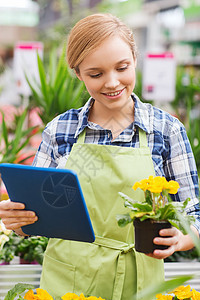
[116,176,195,254]
[15,236,48,265]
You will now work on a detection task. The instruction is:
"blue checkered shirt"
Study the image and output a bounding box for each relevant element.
[33,93,200,234]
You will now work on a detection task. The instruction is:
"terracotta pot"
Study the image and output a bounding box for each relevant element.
[134,218,172,254]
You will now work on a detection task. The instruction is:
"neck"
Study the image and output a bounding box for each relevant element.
[89,97,134,139]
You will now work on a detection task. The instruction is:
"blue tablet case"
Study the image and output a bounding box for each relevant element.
[0,163,95,243]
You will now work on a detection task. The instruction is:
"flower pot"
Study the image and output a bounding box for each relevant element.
[134,218,172,254]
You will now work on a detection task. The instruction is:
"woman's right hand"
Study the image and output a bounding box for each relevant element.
[0,199,38,235]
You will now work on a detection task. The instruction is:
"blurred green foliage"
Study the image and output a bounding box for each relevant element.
[0,109,37,164]
[26,44,89,126]
[15,236,48,265]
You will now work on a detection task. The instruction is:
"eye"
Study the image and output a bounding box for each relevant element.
[117,65,128,72]
[90,73,102,78]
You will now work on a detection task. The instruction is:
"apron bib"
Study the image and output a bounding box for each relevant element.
[40,128,164,300]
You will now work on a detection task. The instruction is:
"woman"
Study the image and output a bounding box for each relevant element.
[0,13,199,300]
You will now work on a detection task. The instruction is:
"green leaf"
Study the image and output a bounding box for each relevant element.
[49,48,57,86]
[1,113,9,149]
[132,203,152,211]
[118,192,135,204]
[37,53,49,104]
[116,214,132,227]
[175,211,200,255]
[145,190,152,205]
[134,275,194,300]
[4,283,34,300]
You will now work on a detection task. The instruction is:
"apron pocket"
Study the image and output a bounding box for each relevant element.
[40,253,76,298]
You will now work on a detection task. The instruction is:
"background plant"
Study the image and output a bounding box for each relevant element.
[26,45,89,126]
[0,231,21,263]
[15,236,48,265]
[0,109,37,164]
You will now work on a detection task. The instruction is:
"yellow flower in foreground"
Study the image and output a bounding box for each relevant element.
[156,294,173,300]
[172,285,193,299]
[36,288,54,300]
[24,288,53,300]
[61,293,105,300]
[192,289,200,300]
[61,293,80,300]
[24,290,35,300]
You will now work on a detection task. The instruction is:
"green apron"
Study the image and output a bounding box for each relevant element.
[40,128,164,299]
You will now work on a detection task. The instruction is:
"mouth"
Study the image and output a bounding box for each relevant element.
[102,88,125,97]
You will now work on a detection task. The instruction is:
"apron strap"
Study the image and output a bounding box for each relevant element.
[94,236,135,300]
[77,128,87,144]
[139,128,148,148]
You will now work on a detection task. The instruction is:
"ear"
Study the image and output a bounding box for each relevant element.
[75,70,83,81]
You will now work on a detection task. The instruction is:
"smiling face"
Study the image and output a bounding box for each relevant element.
[76,35,136,113]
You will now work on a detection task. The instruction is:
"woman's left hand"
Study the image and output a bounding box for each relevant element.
[146,225,199,260]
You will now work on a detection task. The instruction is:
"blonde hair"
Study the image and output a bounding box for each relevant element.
[67,13,137,72]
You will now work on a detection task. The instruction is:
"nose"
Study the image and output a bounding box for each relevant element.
[104,72,120,89]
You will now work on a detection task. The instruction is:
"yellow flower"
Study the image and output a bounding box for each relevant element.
[24,289,53,300]
[24,290,35,300]
[61,293,80,300]
[133,176,179,195]
[148,177,167,194]
[156,294,173,300]
[164,180,180,194]
[192,289,200,300]
[172,285,193,299]
[36,288,54,300]
[133,179,149,191]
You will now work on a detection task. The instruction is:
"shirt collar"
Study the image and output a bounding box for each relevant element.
[74,93,152,138]
[74,97,94,138]
[133,93,151,134]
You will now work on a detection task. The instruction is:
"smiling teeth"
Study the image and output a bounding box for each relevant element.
[106,91,121,96]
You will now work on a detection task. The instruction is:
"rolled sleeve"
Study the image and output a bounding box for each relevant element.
[164,119,200,235]
[32,122,58,168]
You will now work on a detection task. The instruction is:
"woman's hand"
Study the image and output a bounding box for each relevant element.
[146,226,199,260]
[0,199,38,235]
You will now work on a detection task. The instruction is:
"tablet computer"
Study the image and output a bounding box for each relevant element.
[0,163,95,243]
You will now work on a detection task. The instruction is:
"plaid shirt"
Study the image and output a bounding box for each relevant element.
[33,93,200,234]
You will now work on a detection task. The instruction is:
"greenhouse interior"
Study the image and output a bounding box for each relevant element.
[0,0,200,299]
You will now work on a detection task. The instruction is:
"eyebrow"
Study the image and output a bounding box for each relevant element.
[84,58,130,72]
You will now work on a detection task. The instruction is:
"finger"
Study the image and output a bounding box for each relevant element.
[159,227,177,237]
[152,246,175,259]
[1,210,36,219]
[146,246,175,259]
[0,200,25,211]
[153,236,178,246]
[3,217,38,230]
